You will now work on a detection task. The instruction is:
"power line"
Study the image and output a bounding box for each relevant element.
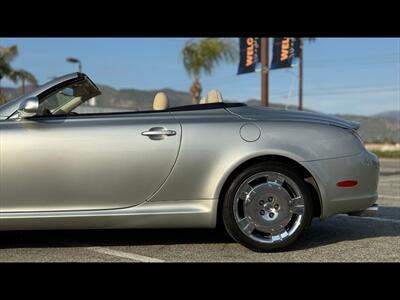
[305,60,398,69]
[270,87,397,99]
[262,83,398,96]
[199,60,397,84]
[305,52,399,64]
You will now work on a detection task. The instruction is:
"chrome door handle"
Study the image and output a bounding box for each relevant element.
[141,129,177,137]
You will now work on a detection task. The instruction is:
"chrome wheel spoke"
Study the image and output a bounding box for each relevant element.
[291,204,305,215]
[279,229,289,239]
[271,234,282,242]
[290,196,305,215]
[238,183,253,200]
[270,228,289,242]
[274,175,285,187]
[238,217,255,235]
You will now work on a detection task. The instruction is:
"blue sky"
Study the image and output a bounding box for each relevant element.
[0,38,399,115]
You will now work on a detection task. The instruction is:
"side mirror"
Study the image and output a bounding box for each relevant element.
[17,96,39,118]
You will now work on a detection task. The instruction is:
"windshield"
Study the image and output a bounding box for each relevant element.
[38,79,101,116]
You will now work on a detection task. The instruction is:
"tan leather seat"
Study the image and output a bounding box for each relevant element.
[153,92,169,110]
[206,89,223,103]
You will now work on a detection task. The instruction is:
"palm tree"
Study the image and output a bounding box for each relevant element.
[0,44,38,104]
[12,69,38,95]
[181,38,238,104]
[0,45,18,104]
[0,45,18,78]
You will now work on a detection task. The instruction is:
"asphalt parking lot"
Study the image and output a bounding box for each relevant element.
[1,159,399,262]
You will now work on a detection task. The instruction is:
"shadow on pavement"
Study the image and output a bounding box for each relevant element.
[377,206,400,219]
[0,228,234,250]
[0,207,399,252]
[292,210,400,251]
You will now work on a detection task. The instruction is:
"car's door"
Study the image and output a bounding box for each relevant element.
[0,79,181,213]
[0,113,181,213]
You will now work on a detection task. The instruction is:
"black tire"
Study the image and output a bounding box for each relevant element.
[222,161,313,252]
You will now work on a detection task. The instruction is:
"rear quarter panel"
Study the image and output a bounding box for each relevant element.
[150,109,365,210]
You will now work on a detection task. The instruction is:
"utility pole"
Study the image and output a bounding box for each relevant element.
[261,37,269,107]
[298,38,304,111]
[0,73,3,103]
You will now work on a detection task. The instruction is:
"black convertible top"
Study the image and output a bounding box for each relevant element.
[168,102,246,112]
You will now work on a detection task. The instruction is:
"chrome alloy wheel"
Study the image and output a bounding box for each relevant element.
[233,172,305,244]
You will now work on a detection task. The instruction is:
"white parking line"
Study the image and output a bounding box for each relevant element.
[379,194,400,199]
[379,179,400,183]
[379,181,398,186]
[60,241,164,262]
[84,246,165,263]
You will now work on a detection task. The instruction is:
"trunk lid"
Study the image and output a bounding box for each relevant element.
[227,106,360,130]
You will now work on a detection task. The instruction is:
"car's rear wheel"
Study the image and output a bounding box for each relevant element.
[222,161,313,252]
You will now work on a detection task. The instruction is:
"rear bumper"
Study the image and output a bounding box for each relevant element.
[348,203,379,217]
[303,150,380,218]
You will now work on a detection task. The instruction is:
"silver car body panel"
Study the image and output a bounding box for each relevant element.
[226,105,360,130]
[0,200,217,230]
[302,150,379,217]
[1,113,181,212]
[0,74,379,230]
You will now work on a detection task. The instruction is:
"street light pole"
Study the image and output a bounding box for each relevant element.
[66,57,82,73]
[298,39,304,111]
[261,37,269,107]
[0,73,3,98]
[0,73,4,104]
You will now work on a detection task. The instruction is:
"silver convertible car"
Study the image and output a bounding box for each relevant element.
[0,73,379,251]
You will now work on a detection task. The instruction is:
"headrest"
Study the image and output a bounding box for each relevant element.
[153,92,169,110]
[206,89,223,103]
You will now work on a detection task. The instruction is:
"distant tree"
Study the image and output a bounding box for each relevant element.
[12,69,38,95]
[0,45,18,104]
[0,45,38,104]
[0,74,4,105]
[181,38,238,104]
[0,45,18,78]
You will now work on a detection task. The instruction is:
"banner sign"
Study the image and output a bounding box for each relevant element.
[293,38,301,58]
[237,37,261,75]
[270,37,295,70]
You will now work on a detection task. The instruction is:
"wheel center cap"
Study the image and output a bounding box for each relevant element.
[245,181,292,233]
[265,203,274,210]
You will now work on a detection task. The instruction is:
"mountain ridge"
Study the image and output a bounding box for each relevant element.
[1,84,399,143]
